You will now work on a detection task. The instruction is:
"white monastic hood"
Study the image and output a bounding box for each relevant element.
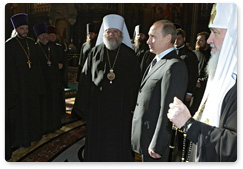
[96,14,132,49]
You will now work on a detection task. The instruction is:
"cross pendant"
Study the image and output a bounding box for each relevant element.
[27,59,31,68]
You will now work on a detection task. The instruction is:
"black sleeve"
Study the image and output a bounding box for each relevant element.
[183,52,198,95]
[72,49,93,120]
[140,50,155,77]
[187,83,237,161]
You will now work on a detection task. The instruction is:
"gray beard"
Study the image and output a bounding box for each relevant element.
[87,38,97,48]
[206,50,220,79]
[103,36,122,50]
[38,39,49,45]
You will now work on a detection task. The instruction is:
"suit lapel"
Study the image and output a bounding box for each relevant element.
[140,59,166,87]
[140,50,177,88]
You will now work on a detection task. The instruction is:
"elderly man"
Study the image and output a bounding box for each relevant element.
[167,3,237,162]
[131,20,188,162]
[72,14,140,162]
[34,23,62,133]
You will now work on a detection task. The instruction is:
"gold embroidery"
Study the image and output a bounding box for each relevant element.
[204,118,209,124]
[193,96,208,121]
[209,3,217,26]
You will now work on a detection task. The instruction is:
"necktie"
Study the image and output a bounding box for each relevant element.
[147,58,157,73]
[151,58,157,68]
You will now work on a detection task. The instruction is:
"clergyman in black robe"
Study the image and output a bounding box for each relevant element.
[175,28,198,108]
[48,25,67,116]
[132,24,149,66]
[5,14,45,159]
[72,14,141,162]
[33,23,62,133]
[76,23,99,82]
[190,32,211,116]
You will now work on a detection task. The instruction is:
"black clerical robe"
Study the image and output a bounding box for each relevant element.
[190,49,211,116]
[139,50,155,77]
[72,43,141,162]
[49,41,67,116]
[77,42,92,82]
[133,42,149,65]
[187,80,237,162]
[35,42,62,133]
[5,36,45,149]
[177,46,198,96]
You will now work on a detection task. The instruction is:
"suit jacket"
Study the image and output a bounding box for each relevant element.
[131,50,188,161]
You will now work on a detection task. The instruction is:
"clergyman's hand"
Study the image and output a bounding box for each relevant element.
[167,97,191,128]
[148,148,161,159]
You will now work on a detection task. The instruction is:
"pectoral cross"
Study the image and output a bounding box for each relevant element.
[27,59,31,68]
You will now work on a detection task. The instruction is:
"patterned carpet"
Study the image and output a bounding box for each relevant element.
[8,97,84,162]
[8,97,142,162]
[8,119,85,162]
[18,122,86,162]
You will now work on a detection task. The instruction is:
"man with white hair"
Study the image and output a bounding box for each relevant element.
[72,14,140,161]
[167,3,237,162]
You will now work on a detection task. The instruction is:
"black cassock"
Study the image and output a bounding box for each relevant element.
[139,50,155,77]
[133,42,149,65]
[72,43,141,162]
[77,42,92,82]
[35,42,62,133]
[5,37,45,152]
[48,41,67,116]
[187,80,237,162]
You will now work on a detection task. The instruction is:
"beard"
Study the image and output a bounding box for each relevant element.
[195,43,200,50]
[195,43,206,51]
[197,45,208,52]
[134,39,141,47]
[38,38,49,45]
[103,35,123,50]
[206,45,220,79]
[134,38,146,47]
[17,32,28,39]
[87,37,97,48]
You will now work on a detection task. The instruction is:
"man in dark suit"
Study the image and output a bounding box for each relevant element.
[131,20,188,162]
